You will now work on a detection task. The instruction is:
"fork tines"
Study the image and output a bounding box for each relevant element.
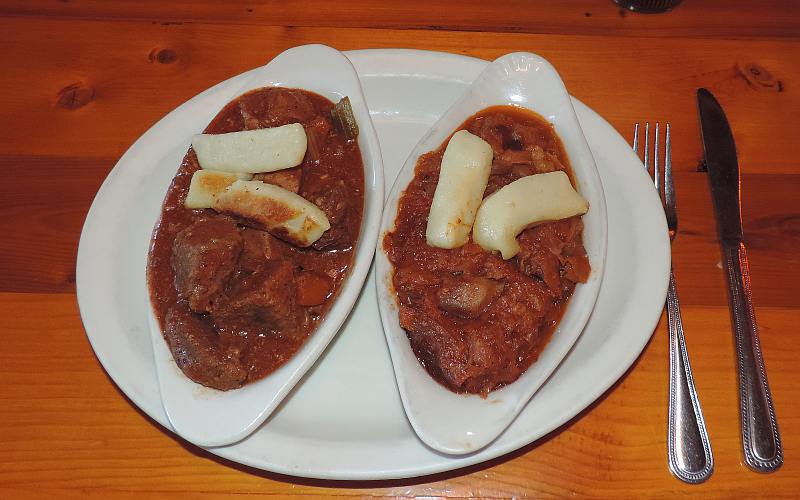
[633,122,673,202]
[634,122,675,232]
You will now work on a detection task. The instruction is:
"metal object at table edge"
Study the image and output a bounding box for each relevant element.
[697,88,783,473]
[634,122,714,483]
[613,0,683,14]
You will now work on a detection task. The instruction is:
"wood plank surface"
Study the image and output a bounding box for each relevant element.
[1,293,799,498]
[2,1,799,498]
[1,17,798,175]
[3,0,800,38]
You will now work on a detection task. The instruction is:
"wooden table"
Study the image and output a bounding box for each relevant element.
[2,1,799,497]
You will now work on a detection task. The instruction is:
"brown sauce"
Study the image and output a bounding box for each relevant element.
[384,106,590,396]
[147,87,364,390]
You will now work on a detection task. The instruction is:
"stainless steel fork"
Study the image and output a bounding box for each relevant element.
[634,123,714,484]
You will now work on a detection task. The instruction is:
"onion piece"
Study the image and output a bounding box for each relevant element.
[331,96,359,140]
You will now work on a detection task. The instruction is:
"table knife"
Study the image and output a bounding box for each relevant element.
[697,88,783,472]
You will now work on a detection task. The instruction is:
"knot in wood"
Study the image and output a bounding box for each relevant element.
[56,83,94,110]
[737,62,781,91]
[149,47,178,64]
[778,215,800,238]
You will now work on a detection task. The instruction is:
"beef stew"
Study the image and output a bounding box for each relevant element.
[147,87,365,391]
[384,106,590,396]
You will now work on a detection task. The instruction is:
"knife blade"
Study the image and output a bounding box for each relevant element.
[697,89,742,243]
[697,88,783,473]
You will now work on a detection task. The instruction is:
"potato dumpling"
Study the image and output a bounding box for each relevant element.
[192,123,307,174]
[425,130,493,249]
[184,169,253,209]
[213,180,330,247]
[473,171,588,259]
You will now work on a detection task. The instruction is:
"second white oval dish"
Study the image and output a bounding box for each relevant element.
[147,44,385,448]
[375,52,608,455]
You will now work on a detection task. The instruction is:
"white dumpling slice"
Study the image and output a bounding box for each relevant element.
[213,180,330,247]
[192,123,307,174]
[473,171,588,259]
[184,169,253,209]
[425,130,493,249]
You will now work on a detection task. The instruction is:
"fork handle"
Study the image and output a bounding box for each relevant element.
[667,267,714,483]
[722,241,783,472]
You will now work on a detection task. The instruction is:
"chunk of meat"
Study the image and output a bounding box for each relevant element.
[491,145,563,177]
[393,266,441,308]
[164,305,247,391]
[399,307,469,388]
[490,159,513,176]
[253,168,301,193]
[265,89,316,125]
[309,179,348,224]
[212,260,298,333]
[555,218,590,283]
[308,115,331,138]
[461,333,515,395]
[510,122,549,149]
[238,228,286,273]
[396,267,442,289]
[307,180,351,250]
[399,306,516,395]
[517,234,562,293]
[555,215,584,241]
[490,150,536,179]
[235,91,269,130]
[511,163,537,178]
[171,217,242,313]
[497,149,533,166]
[296,270,333,306]
[468,113,516,155]
[517,217,589,294]
[563,250,591,283]
[436,275,505,319]
[240,104,262,130]
[529,145,564,174]
[304,116,332,163]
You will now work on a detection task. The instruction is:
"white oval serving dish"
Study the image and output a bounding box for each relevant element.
[375,52,608,455]
[147,44,384,447]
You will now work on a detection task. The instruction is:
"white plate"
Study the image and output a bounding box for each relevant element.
[375,52,607,454]
[76,49,669,480]
[145,44,385,448]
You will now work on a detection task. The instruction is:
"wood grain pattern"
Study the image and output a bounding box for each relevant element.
[1,18,797,175]
[0,155,108,293]
[2,2,799,498]
[3,0,799,38]
[0,293,798,498]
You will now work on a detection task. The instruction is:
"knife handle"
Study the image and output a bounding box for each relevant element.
[722,241,783,472]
